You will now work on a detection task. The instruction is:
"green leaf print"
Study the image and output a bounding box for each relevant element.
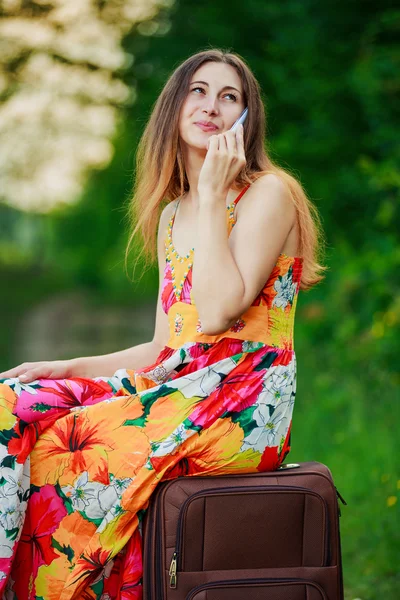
[227,406,258,437]
[183,417,202,433]
[51,537,75,563]
[120,377,136,394]
[137,508,147,522]
[254,351,279,371]
[0,427,18,446]
[30,402,53,413]
[230,352,245,365]
[124,416,146,427]
[54,482,74,515]
[123,384,173,427]
[5,527,19,541]
[81,512,104,527]
[0,455,16,469]
[90,580,104,598]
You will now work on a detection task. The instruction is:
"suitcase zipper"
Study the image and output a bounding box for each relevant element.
[185,577,328,600]
[169,484,329,589]
[169,551,177,588]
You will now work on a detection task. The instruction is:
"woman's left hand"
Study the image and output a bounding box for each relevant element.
[197,124,246,200]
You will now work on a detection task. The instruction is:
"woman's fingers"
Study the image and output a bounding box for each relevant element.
[0,363,32,380]
[236,123,244,150]
[0,360,75,384]
[0,361,50,383]
[207,133,219,151]
[19,369,44,383]
[224,130,238,156]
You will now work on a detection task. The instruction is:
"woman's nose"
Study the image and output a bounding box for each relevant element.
[203,97,219,114]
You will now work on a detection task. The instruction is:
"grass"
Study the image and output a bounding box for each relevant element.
[293,333,400,600]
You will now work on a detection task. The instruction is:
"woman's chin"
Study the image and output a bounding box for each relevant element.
[191,141,208,153]
[180,136,208,154]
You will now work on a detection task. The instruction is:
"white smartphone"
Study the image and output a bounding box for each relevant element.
[230,107,248,131]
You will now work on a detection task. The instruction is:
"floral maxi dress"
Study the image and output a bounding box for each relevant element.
[0,184,304,599]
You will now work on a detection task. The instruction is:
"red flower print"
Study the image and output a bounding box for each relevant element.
[174,313,183,335]
[103,531,143,599]
[8,415,64,464]
[180,267,193,304]
[257,445,280,472]
[251,264,281,307]
[161,261,175,313]
[278,421,292,464]
[15,378,114,423]
[12,485,67,598]
[291,258,303,286]
[230,318,246,332]
[189,368,264,428]
[31,411,114,486]
[64,545,114,598]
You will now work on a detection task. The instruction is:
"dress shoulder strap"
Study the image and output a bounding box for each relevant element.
[227,184,252,235]
[233,183,251,206]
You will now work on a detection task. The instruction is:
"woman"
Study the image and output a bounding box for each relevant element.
[0,49,326,599]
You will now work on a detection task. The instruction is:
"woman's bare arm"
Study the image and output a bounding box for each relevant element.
[0,204,173,382]
[192,174,296,335]
[73,204,173,377]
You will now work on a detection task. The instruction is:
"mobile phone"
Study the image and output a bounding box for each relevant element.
[230,107,248,131]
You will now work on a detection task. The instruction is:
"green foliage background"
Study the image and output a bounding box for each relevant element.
[1,0,399,597]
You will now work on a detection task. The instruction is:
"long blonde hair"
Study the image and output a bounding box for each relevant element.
[126,48,327,290]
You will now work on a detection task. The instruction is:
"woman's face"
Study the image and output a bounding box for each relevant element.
[178,62,245,153]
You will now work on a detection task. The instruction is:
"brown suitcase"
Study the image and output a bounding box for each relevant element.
[142,461,347,600]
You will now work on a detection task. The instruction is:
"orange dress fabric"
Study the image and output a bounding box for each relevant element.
[0,184,303,599]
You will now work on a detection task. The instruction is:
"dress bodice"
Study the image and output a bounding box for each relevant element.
[161,185,303,350]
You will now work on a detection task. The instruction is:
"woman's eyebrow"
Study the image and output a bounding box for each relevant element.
[190,80,242,94]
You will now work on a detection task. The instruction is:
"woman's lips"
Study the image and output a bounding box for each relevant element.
[195,123,219,132]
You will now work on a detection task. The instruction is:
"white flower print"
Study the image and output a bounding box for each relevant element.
[0,495,26,531]
[62,472,133,529]
[0,546,13,560]
[85,484,118,520]
[240,401,291,453]
[150,423,193,458]
[257,366,295,408]
[62,471,105,513]
[96,500,125,533]
[0,462,29,560]
[177,358,236,399]
[2,378,39,395]
[109,475,133,496]
[242,341,264,353]
[0,468,28,498]
[272,272,297,309]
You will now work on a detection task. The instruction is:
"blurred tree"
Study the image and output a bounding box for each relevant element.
[0,0,172,212]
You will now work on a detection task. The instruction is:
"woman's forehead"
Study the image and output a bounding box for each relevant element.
[191,63,242,89]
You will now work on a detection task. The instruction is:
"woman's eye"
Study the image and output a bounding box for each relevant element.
[191,87,237,101]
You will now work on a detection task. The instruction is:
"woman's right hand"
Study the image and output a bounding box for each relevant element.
[0,358,85,383]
